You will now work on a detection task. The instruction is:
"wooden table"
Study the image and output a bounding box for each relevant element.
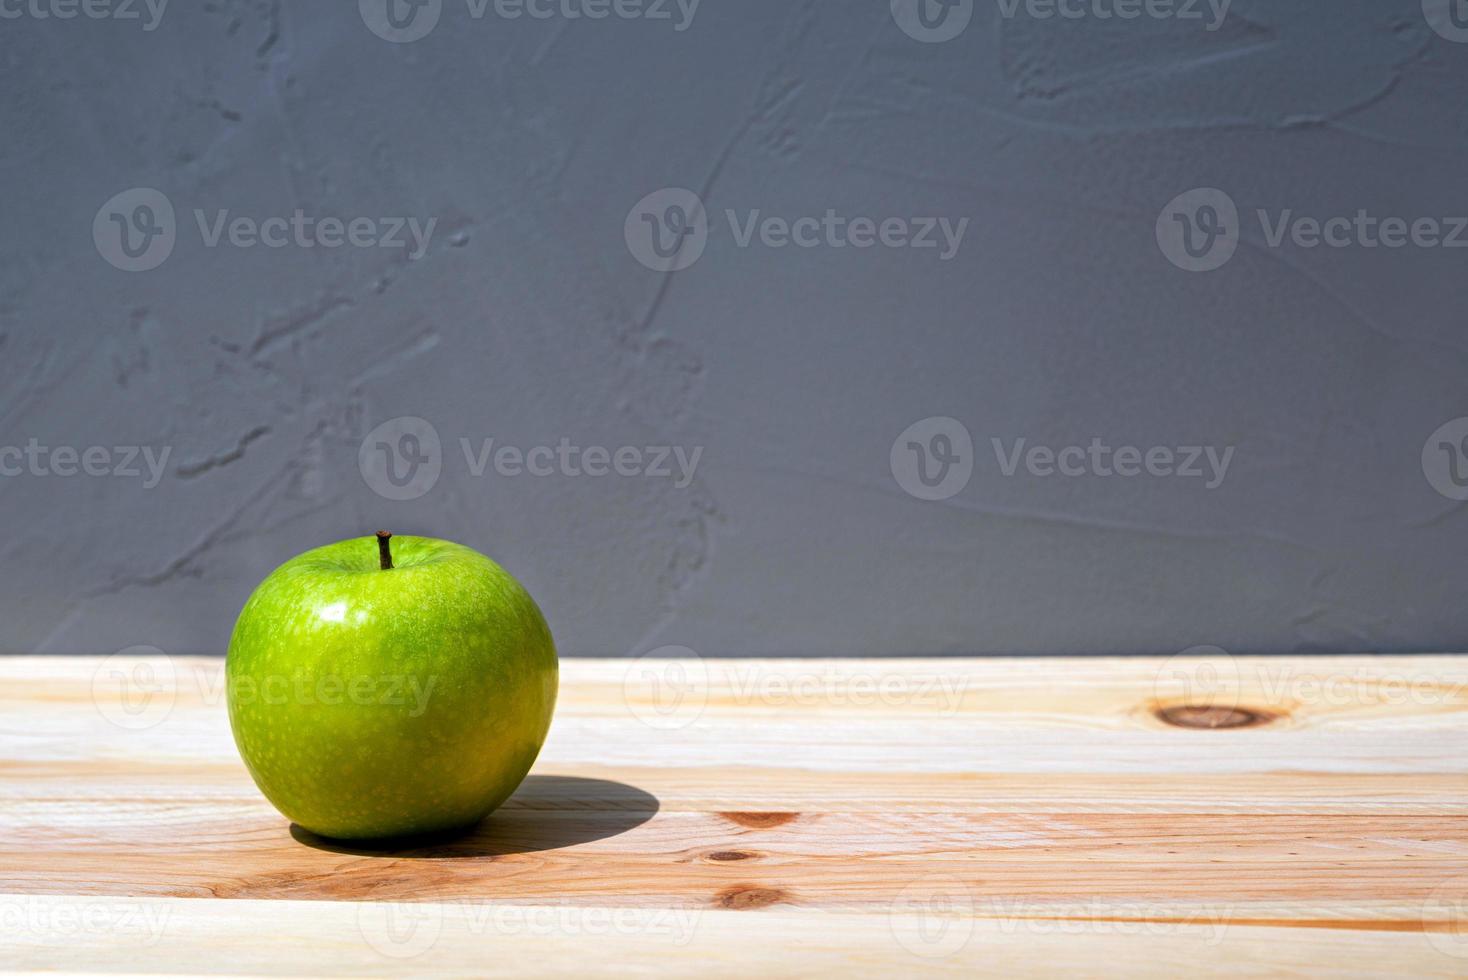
[4,653,1468,976]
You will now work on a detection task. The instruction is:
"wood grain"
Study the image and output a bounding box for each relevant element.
[3,653,1468,976]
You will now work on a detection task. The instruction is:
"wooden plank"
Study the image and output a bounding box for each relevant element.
[2,654,1467,976]
[7,894,1468,979]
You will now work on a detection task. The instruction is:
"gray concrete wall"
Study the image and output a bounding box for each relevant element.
[2,0,1467,657]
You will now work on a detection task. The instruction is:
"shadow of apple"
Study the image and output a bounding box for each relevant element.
[288,775,659,858]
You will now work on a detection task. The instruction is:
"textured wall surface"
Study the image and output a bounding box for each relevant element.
[1,0,1466,657]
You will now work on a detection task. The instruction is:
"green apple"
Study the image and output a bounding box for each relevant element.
[226,532,557,840]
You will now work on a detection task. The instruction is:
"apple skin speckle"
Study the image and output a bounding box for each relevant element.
[226,535,558,841]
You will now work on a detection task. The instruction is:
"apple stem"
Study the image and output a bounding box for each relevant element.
[376,530,394,571]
